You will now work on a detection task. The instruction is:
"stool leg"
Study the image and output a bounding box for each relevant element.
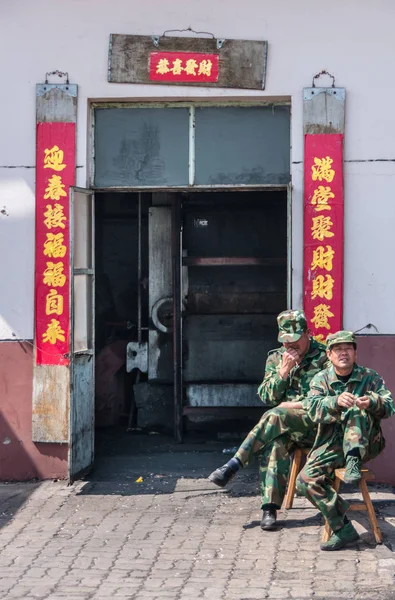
[282,450,302,510]
[321,476,341,543]
[360,479,383,544]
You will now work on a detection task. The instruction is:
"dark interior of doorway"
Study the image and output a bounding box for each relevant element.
[94,189,287,451]
[182,191,287,383]
[95,192,150,430]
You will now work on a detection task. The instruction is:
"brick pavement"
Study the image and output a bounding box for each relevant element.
[0,444,395,600]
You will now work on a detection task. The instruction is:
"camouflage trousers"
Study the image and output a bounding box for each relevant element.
[296,407,384,532]
[234,407,317,509]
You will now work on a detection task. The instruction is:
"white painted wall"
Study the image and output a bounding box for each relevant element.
[1,0,395,339]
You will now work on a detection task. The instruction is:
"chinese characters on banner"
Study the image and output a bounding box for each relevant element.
[149,52,219,83]
[303,134,344,343]
[35,122,76,365]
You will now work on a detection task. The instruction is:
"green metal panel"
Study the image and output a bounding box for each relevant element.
[93,105,290,189]
[94,107,189,187]
[195,106,290,185]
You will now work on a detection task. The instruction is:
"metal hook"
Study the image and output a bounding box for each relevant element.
[45,70,70,84]
[162,27,215,38]
[312,70,335,88]
[152,26,217,47]
[353,323,379,335]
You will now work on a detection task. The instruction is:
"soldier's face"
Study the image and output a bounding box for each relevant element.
[283,331,310,358]
[327,343,356,372]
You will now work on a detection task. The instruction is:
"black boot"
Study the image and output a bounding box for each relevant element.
[261,509,277,530]
[208,464,237,487]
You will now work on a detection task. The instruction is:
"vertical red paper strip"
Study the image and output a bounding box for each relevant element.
[35,122,75,365]
[303,133,344,342]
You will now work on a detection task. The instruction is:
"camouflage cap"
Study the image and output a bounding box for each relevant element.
[326,330,357,349]
[277,309,308,343]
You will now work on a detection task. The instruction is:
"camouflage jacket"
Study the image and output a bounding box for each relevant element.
[257,338,328,406]
[302,364,394,423]
[302,363,395,455]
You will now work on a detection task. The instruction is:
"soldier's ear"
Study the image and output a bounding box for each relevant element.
[326,348,332,359]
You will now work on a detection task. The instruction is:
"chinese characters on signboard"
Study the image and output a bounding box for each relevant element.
[303,134,344,342]
[149,52,219,83]
[35,122,75,365]
[109,35,267,89]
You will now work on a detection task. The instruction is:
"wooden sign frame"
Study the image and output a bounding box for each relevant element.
[108,34,268,90]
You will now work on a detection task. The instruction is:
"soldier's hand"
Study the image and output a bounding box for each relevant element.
[279,349,299,379]
[337,392,356,409]
[355,396,371,410]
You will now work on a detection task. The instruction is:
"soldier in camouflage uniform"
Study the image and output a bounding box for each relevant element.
[296,331,395,551]
[208,310,327,530]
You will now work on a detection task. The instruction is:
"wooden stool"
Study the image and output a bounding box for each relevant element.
[322,468,383,544]
[282,447,310,510]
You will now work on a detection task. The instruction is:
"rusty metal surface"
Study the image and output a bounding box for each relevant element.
[183,314,277,382]
[148,205,173,381]
[183,257,286,267]
[32,365,69,442]
[183,406,264,416]
[172,197,183,441]
[188,292,286,314]
[186,384,263,407]
[126,342,148,373]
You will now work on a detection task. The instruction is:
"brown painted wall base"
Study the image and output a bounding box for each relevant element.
[0,342,68,481]
[0,336,395,483]
[356,335,395,485]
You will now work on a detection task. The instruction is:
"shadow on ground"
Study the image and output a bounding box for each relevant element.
[78,428,259,497]
[0,482,41,531]
[76,428,395,551]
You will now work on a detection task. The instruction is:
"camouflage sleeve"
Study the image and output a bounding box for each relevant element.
[301,373,341,423]
[366,377,395,419]
[257,351,288,406]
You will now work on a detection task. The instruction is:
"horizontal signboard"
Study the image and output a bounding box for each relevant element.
[109,34,267,89]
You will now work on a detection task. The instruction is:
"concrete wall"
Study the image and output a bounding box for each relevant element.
[1,0,395,338]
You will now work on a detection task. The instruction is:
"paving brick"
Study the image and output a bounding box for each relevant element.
[0,461,394,600]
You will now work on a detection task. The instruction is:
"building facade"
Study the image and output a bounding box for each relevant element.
[1,0,395,482]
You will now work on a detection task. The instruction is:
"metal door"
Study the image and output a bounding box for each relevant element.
[68,187,95,482]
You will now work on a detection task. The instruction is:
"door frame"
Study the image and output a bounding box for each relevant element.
[90,186,291,442]
[68,186,95,483]
[88,100,291,441]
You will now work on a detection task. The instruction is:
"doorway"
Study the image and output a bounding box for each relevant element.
[91,101,291,450]
[93,188,288,442]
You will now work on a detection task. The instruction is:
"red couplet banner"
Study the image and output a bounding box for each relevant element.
[303,133,344,343]
[35,122,76,365]
[149,52,219,83]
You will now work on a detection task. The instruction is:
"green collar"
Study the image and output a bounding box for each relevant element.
[327,363,364,386]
